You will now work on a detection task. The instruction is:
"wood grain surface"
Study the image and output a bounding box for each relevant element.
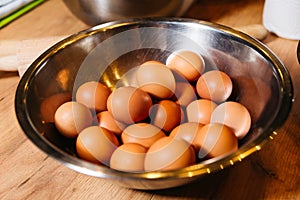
[0,0,299,199]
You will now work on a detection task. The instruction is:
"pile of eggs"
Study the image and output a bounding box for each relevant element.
[52,50,251,172]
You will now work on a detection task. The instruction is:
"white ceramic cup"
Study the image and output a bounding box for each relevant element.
[263,0,300,40]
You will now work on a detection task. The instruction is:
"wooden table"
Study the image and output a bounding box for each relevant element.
[0,0,299,199]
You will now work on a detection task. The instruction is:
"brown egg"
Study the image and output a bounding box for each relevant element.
[210,101,251,139]
[149,100,182,133]
[121,123,165,148]
[174,82,197,107]
[136,61,176,99]
[76,126,119,165]
[169,122,203,147]
[54,101,93,138]
[40,92,72,123]
[193,123,238,159]
[76,81,111,112]
[186,99,217,125]
[110,143,147,172]
[166,50,205,82]
[144,137,196,172]
[196,70,233,102]
[96,111,126,135]
[107,86,152,124]
[141,60,164,66]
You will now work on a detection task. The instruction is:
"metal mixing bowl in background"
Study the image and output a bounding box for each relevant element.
[62,0,195,25]
[15,18,293,190]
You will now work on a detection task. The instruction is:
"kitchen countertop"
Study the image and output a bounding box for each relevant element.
[0,0,299,199]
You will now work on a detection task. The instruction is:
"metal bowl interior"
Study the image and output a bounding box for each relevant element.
[15,18,293,190]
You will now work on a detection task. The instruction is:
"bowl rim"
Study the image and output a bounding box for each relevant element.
[15,17,294,181]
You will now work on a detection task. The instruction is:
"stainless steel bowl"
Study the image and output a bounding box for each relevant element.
[15,18,293,190]
[63,0,195,25]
